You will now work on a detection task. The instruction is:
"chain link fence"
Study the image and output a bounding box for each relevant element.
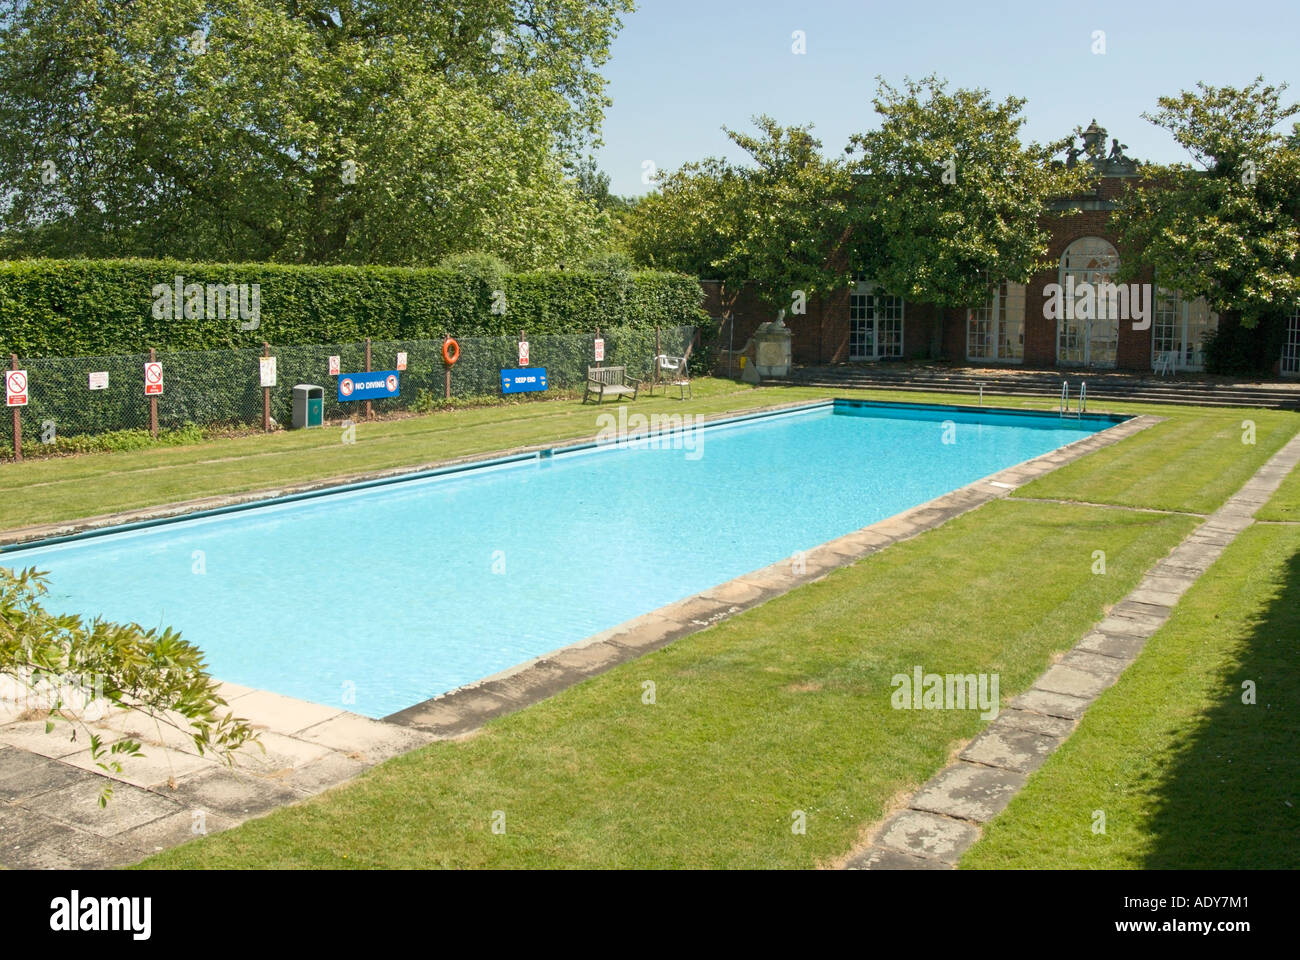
[1,326,697,453]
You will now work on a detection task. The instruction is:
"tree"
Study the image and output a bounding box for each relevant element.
[846,76,1091,307]
[624,116,852,316]
[0,0,632,267]
[0,566,257,805]
[1110,78,1300,328]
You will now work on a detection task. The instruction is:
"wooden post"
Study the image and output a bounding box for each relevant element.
[364,337,372,421]
[9,354,21,462]
[262,342,271,432]
[595,325,601,370]
[149,347,158,439]
[444,333,452,400]
[654,324,662,390]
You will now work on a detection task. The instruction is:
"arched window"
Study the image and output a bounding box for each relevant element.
[1057,237,1120,368]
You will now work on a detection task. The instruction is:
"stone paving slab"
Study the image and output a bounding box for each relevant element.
[1076,630,1146,660]
[846,845,952,870]
[910,764,1027,822]
[876,809,980,864]
[35,777,184,838]
[1009,688,1092,720]
[995,708,1076,739]
[960,723,1063,774]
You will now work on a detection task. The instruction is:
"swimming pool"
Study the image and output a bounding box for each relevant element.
[3,400,1121,718]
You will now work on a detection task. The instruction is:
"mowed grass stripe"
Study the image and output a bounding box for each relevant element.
[1015,409,1299,514]
[138,500,1195,869]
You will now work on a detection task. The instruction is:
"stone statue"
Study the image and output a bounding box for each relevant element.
[1108,138,1129,161]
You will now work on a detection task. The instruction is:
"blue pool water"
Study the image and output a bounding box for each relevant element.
[5,401,1117,718]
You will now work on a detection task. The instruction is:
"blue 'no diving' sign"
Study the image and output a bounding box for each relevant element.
[501,367,548,394]
[338,370,400,401]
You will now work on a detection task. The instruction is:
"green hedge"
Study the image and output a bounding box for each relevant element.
[0,259,706,358]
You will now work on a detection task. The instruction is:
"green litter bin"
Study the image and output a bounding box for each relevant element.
[292,384,324,429]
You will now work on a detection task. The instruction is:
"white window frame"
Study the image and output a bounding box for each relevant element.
[1283,306,1300,377]
[967,281,1026,363]
[849,274,905,362]
[1152,288,1217,372]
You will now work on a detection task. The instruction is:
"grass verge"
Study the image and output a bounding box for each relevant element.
[961,523,1300,869]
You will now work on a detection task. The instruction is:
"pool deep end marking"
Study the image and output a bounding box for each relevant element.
[338,370,400,402]
[502,368,548,394]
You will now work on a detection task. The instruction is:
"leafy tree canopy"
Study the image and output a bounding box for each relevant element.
[846,76,1091,308]
[624,116,852,313]
[0,0,632,267]
[1110,77,1300,326]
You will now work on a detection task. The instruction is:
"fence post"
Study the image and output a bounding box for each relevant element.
[364,337,372,421]
[595,325,601,370]
[444,332,452,400]
[262,342,271,432]
[149,347,158,439]
[655,324,662,389]
[9,354,21,462]
[519,329,525,367]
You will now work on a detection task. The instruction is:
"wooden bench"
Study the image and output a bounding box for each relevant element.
[584,365,642,403]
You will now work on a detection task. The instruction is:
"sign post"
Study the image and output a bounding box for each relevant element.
[365,337,373,421]
[259,344,277,432]
[7,356,24,462]
[144,349,161,438]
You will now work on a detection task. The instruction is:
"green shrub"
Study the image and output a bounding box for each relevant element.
[0,258,706,357]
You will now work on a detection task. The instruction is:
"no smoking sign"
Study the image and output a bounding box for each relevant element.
[144,362,164,396]
[5,369,28,407]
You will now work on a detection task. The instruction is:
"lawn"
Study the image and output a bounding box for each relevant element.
[960,523,1300,869]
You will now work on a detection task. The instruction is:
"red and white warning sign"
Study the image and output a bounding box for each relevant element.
[339,376,354,397]
[593,338,605,362]
[144,362,164,396]
[328,355,340,376]
[386,374,398,392]
[396,351,407,371]
[518,341,530,366]
[5,369,28,407]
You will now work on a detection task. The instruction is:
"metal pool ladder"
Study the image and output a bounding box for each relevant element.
[1060,380,1086,418]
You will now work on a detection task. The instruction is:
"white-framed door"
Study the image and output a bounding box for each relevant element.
[1283,307,1300,377]
[1056,237,1120,369]
[967,281,1026,363]
[850,274,904,361]
[1153,290,1217,372]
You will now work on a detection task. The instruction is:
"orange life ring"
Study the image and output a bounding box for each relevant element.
[442,338,461,365]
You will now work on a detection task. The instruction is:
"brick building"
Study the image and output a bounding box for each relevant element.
[707,121,1300,378]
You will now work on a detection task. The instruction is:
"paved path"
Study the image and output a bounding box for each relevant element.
[843,429,1300,869]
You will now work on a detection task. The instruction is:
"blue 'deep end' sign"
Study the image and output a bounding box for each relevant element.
[501,367,548,394]
[338,370,400,402]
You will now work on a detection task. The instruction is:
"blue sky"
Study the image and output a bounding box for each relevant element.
[594,0,1300,196]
